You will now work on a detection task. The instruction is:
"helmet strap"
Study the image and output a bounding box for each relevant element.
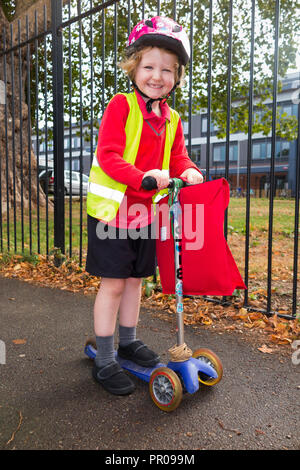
[132,81,180,113]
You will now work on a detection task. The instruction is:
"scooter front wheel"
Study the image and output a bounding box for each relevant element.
[149,367,183,412]
[192,348,223,386]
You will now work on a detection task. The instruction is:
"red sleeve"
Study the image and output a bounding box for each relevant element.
[169,118,202,178]
[96,94,144,191]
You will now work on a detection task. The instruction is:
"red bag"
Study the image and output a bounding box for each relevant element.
[155,178,246,296]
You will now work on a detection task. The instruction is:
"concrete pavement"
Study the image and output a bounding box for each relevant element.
[0,277,299,451]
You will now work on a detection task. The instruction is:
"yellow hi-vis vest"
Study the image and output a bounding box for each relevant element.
[86,92,180,222]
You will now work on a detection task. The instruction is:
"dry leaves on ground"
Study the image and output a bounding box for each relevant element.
[143,290,300,350]
[0,253,299,350]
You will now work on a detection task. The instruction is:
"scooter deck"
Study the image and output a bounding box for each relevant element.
[84,343,164,381]
[84,343,218,393]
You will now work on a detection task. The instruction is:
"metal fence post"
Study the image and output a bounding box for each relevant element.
[51,0,65,254]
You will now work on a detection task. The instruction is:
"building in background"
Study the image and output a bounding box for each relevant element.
[33,72,299,197]
[183,72,299,197]
[33,122,99,177]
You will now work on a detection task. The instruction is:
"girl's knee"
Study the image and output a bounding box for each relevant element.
[126,277,142,287]
[101,278,126,297]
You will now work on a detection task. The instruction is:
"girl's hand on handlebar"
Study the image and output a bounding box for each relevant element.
[142,169,170,190]
[180,168,203,185]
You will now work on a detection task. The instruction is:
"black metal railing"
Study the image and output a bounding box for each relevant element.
[0,0,299,318]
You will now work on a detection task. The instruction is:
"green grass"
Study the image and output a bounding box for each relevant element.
[227,197,297,237]
[0,198,88,261]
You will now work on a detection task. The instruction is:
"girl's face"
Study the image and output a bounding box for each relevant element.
[134,47,177,101]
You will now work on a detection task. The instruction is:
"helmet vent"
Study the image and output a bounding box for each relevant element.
[172,24,181,32]
[145,19,154,28]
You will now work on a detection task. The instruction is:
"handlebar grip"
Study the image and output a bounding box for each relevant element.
[142,176,175,191]
[141,176,158,190]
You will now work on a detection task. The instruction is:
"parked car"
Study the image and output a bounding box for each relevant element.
[39,169,89,195]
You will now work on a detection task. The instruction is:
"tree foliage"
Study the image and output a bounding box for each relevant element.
[2,0,299,141]
[61,0,299,141]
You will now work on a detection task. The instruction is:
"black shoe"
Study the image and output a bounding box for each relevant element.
[92,361,135,395]
[117,340,160,367]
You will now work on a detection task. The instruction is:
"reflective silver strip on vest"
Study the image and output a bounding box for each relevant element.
[153,192,168,203]
[92,154,99,167]
[152,170,170,203]
[88,182,124,203]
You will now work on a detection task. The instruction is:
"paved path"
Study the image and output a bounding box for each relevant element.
[0,277,299,451]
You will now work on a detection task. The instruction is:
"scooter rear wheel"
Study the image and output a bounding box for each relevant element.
[85,337,97,360]
[85,337,97,349]
[192,348,223,386]
[149,367,183,412]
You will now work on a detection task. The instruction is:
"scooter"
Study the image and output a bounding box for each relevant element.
[84,177,223,412]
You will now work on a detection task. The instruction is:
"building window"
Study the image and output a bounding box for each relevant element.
[65,159,80,171]
[252,139,290,160]
[72,159,80,171]
[64,138,70,149]
[213,143,238,162]
[276,140,290,159]
[72,137,80,149]
[191,147,201,162]
[182,121,189,135]
[201,116,219,136]
[252,141,271,160]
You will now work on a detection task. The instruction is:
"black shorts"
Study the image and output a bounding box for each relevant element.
[85,215,156,278]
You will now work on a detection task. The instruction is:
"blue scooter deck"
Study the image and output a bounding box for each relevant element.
[84,343,218,394]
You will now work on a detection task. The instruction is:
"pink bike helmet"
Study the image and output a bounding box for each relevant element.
[126,16,190,66]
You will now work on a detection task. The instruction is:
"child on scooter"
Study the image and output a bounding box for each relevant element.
[85,16,203,395]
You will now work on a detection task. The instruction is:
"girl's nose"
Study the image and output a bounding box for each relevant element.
[152,68,162,80]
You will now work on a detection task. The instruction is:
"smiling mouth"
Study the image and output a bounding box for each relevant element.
[148,84,163,89]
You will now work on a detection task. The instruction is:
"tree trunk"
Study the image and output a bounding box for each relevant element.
[0,1,52,215]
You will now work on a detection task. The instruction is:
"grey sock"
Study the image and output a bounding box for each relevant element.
[95,335,115,368]
[119,325,136,347]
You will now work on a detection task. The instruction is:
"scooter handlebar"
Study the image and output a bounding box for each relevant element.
[141,176,174,191]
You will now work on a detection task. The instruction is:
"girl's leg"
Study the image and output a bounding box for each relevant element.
[118,277,142,346]
[118,277,142,328]
[94,277,125,368]
[117,277,160,366]
[93,277,135,395]
[94,277,125,336]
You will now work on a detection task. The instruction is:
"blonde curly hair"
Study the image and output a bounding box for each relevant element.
[119,46,185,87]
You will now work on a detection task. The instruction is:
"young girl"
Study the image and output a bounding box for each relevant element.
[86,16,203,395]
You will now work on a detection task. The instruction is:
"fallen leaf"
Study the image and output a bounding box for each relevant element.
[258,344,273,354]
[12,339,27,345]
[6,410,23,445]
[270,334,291,345]
[1,250,299,351]
[215,418,241,435]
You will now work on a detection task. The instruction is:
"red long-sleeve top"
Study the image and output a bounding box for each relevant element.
[96,90,200,228]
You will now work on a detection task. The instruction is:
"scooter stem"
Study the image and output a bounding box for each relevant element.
[141,176,186,346]
[169,180,185,346]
